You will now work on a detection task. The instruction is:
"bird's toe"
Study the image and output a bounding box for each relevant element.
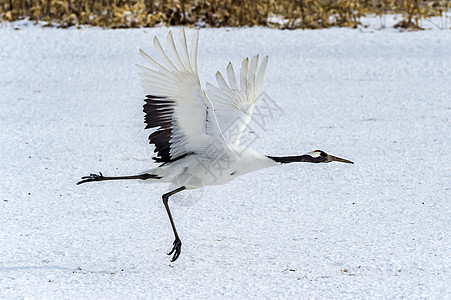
[167,238,182,262]
[77,173,104,185]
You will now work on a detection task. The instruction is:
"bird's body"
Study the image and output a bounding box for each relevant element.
[143,145,277,189]
[78,29,353,262]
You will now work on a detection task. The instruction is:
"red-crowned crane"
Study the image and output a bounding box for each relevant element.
[77,29,353,262]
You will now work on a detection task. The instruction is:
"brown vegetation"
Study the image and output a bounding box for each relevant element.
[0,0,449,29]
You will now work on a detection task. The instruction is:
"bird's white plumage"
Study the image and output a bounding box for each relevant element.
[136,29,273,188]
[137,29,228,160]
[206,55,268,144]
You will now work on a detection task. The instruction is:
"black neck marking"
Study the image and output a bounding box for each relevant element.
[267,155,327,164]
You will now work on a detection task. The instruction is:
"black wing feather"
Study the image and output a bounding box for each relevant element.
[143,95,175,163]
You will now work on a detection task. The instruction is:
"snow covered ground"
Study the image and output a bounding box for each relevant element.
[1,23,450,299]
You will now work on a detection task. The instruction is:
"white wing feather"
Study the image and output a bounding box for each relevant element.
[206,54,269,145]
[137,29,228,161]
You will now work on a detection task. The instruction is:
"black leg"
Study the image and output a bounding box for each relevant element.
[77,172,160,185]
[162,186,186,262]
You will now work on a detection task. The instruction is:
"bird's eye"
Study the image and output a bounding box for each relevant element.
[320,151,327,157]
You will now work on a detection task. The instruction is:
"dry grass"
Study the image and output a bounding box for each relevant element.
[0,0,449,29]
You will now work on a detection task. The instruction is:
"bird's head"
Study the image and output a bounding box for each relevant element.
[306,150,354,164]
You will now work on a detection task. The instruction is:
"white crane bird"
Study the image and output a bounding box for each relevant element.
[77,29,353,262]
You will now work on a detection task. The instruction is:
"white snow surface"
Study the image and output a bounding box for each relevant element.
[1,25,450,299]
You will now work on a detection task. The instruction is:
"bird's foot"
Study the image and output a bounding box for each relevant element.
[167,238,182,262]
[77,172,104,185]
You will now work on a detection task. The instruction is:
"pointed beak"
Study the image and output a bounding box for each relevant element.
[328,154,354,164]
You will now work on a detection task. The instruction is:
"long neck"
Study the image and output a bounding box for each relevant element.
[266,155,326,164]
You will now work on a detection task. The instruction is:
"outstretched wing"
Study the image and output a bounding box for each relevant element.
[206,55,268,145]
[137,29,228,163]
